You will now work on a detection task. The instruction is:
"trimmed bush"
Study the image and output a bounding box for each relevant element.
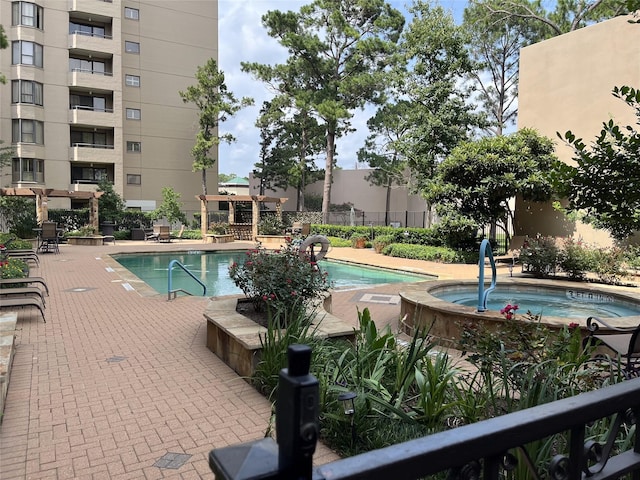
[382,243,462,263]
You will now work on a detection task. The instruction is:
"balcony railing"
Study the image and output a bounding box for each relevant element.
[210,345,640,480]
[70,105,113,113]
[69,30,112,40]
[71,143,114,149]
[69,68,112,76]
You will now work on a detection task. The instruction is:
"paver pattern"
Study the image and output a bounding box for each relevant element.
[0,240,480,479]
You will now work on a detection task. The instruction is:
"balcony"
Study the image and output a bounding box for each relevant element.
[68,182,99,193]
[67,0,116,19]
[69,143,118,164]
[69,106,115,128]
[68,69,116,91]
[69,32,116,57]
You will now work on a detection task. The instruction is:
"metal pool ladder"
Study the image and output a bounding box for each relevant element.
[167,259,207,300]
[477,239,497,312]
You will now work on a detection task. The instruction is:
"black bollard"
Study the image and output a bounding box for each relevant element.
[276,344,319,480]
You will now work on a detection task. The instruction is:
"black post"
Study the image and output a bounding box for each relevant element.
[276,344,319,480]
[209,344,319,480]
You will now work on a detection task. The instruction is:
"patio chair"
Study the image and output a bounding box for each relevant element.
[145,225,161,242]
[170,225,185,242]
[0,277,49,295]
[158,225,171,243]
[0,296,46,322]
[5,250,40,266]
[39,221,60,253]
[583,316,640,379]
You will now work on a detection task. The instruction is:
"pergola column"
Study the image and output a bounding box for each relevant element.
[200,197,208,236]
[36,194,48,224]
[89,197,99,229]
[252,199,260,240]
[228,202,235,225]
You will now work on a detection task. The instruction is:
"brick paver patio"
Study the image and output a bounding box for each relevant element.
[0,240,480,479]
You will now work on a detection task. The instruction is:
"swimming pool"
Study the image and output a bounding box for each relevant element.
[112,251,433,296]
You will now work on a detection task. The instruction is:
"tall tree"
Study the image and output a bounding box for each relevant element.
[425,128,558,245]
[242,0,405,223]
[179,59,253,196]
[394,1,483,197]
[475,0,631,37]
[357,101,412,225]
[556,86,640,240]
[463,0,547,136]
[254,98,324,210]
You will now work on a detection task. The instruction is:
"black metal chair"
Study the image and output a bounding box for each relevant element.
[39,222,60,253]
[583,316,640,379]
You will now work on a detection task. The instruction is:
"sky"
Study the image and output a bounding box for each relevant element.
[216,0,468,179]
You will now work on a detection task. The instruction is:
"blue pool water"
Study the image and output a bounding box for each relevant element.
[435,286,640,319]
[112,251,432,296]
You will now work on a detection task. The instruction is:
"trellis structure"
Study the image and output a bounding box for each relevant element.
[197,194,288,240]
[0,188,104,228]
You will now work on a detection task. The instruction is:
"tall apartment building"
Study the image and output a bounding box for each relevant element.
[0,0,218,213]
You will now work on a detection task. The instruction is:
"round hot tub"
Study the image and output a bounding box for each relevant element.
[399,278,640,345]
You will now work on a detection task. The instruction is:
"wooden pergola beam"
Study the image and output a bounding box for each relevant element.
[196,194,288,240]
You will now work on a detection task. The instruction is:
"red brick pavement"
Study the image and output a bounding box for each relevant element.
[0,240,480,479]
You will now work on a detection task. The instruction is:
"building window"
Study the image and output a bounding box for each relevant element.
[126,141,142,152]
[12,2,43,29]
[70,130,110,148]
[69,57,107,75]
[125,41,140,53]
[12,119,44,144]
[12,80,43,105]
[125,74,140,87]
[12,157,44,183]
[124,7,139,20]
[71,165,108,183]
[70,94,107,112]
[127,174,141,185]
[12,40,43,67]
[126,108,141,120]
[69,21,107,38]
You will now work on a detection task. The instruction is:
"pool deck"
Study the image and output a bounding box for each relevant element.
[1,239,638,479]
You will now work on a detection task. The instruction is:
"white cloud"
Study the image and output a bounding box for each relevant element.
[217,0,467,178]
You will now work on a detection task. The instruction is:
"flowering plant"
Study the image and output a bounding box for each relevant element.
[229,240,332,321]
[0,257,29,280]
[500,303,519,320]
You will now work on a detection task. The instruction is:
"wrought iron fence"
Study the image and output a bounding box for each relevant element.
[210,345,640,480]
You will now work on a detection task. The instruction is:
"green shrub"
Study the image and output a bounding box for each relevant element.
[382,243,463,263]
[431,215,480,250]
[0,234,32,250]
[373,234,394,253]
[591,247,627,284]
[258,214,285,235]
[327,236,351,248]
[521,235,560,277]
[179,229,203,240]
[558,237,595,280]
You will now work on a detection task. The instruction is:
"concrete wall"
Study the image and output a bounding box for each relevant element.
[517,14,640,245]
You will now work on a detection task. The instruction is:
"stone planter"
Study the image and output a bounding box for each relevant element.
[256,235,288,245]
[67,236,106,246]
[205,234,234,244]
[204,295,355,379]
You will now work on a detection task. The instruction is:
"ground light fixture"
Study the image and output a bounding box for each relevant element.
[338,391,357,449]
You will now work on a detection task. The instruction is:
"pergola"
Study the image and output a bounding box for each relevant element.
[0,188,104,228]
[197,194,288,240]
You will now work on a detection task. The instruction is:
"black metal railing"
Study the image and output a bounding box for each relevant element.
[210,345,640,480]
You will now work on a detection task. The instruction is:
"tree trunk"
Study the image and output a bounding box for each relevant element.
[321,130,335,224]
[201,169,208,196]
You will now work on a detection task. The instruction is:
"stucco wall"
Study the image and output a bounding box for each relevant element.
[517,14,640,246]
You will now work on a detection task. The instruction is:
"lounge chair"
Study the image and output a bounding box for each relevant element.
[0,277,49,295]
[170,225,185,242]
[145,225,161,242]
[583,316,640,378]
[5,250,40,266]
[0,297,46,322]
[0,286,47,305]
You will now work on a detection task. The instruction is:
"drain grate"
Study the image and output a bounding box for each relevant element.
[106,356,127,363]
[153,452,192,469]
[64,287,96,293]
[357,293,401,305]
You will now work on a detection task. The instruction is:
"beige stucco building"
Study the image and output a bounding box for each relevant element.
[0,0,218,212]
[517,14,640,245]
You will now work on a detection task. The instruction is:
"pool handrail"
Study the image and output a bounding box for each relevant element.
[477,239,497,312]
[167,259,207,300]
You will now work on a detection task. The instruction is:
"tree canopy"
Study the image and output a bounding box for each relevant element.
[424,128,559,241]
[179,59,253,196]
[556,86,640,240]
[242,0,405,223]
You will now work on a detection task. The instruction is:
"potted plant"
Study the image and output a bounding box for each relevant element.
[350,233,368,249]
[372,234,394,254]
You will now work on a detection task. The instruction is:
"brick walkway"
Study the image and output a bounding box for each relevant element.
[0,240,480,479]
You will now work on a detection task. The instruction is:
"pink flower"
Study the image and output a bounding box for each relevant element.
[246,261,252,266]
[291,291,297,296]
[269,293,276,299]
[568,322,579,329]
[262,295,268,301]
